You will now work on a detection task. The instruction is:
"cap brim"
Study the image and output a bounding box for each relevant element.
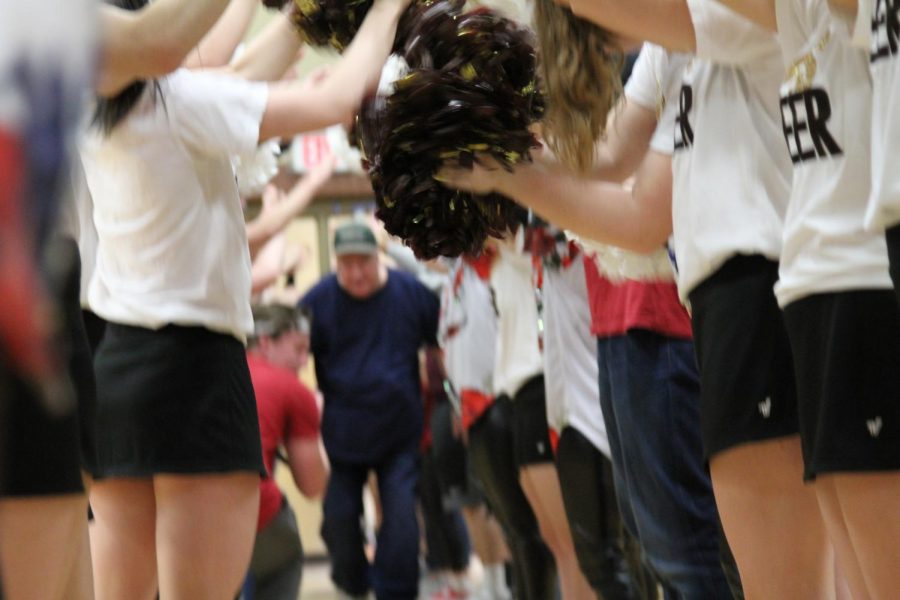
[334,243,378,256]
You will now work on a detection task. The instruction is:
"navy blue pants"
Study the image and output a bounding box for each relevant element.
[322,450,420,599]
[597,330,733,599]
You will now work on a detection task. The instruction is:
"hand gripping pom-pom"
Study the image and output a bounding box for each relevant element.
[357,3,543,259]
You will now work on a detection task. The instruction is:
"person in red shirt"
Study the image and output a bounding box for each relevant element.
[244,304,328,600]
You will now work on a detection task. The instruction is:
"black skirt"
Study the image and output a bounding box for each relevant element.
[90,322,264,478]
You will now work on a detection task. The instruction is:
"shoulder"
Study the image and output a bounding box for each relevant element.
[390,270,438,303]
[302,274,340,305]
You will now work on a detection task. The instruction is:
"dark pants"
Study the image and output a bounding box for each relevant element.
[243,499,304,600]
[467,397,556,600]
[597,331,733,599]
[420,451,471,572]
[322,450,420,600]
[887,223,900,307]
[556,426,638,599]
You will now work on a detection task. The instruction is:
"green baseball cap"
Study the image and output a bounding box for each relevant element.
[333,221,378,256]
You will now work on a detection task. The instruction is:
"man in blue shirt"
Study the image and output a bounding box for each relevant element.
[299,221,439,600]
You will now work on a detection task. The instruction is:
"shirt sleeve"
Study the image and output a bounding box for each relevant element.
[688,0,782,65]
[285,381,320,440]
[624,43,663,110]
[649,50,690,155]
[650,101,676,154]
[168,69,268,158]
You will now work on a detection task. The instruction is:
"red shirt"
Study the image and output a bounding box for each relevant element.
[247,353,320,530]
[582,255,693,340]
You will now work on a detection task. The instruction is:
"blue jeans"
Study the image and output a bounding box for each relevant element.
[322,449,420,599]
[597,330,732,599]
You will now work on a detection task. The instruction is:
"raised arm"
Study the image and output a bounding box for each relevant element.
[183,0,259,69]
[246,156,336,256]
[565,0,698,52]
[98,0,231,95]
[258,0,410,140]
[591,96,659,182]
[438,151,674,254]
[227,10,305,82]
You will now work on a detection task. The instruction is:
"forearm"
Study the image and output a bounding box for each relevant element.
[589,97,658,182]
[184,0,259,69]
[98,0,230,95]
[228,11,304,82]
[258,0,407,139]
[494,162,670,253]
[246,179,319,252]
[568,0,697,52]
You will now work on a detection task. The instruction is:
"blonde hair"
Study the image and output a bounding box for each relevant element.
[533,0,623,173]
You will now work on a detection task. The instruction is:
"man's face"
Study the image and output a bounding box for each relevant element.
[336,253,381,299]
[261,330,310,373]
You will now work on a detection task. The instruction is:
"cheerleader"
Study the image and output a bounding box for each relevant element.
[1,1,238,599]
[79,0,409,597]
[686,1,900,596]
[527,221,636,599]
[440,37,736,598]
[439,250,516,600]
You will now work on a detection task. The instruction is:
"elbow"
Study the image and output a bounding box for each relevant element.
[148,43,188,77]
[630,225,672,255]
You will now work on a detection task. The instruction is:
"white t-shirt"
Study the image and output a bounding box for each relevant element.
[625,43,690,155]
[56,160,99,308]
[671,1,791,300]
[439,258,497,397]
[542,254,610,458]
[80,69,268,342]
[861,0,900,229]
[774,0,890,306]
[491,238,543,399]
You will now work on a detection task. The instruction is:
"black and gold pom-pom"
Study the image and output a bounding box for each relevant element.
[289,0,373,52]
[358,3,543,259]
[261,0,290,9]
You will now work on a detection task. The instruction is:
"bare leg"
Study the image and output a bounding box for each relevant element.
[89,478,158,600]
[710,437,832,600]
[815,477,870,600]
[154,472,259,600]
[462,505,510,566]
[821,472,900,600]
[0,493,93,600]
[519,463,595,600]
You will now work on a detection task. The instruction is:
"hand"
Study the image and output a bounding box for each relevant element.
[434,156,508,195]
[302,153,337,189]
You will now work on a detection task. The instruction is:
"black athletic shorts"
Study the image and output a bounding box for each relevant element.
[689,255,800,459]
[783,290,900,480]
[90,323,264,478]
[886,224,900,307]
[510,375,554,467]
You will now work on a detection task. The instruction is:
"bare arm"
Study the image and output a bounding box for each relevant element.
[438,151,673,254]
[258,0,409,140]
[183,0,259,69]
[591,96,659,182]
[286,437,329,499]
[566,0,698,52]
[227,10,305,82]
[246,156,336,256]
[98,0,231,96]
